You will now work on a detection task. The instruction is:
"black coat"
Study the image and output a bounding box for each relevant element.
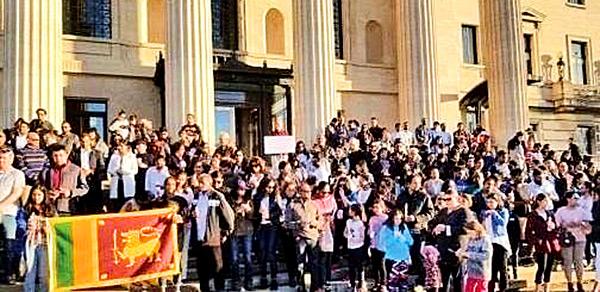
[591,201,600,243]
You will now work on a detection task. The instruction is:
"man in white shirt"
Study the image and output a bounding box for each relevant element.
[527,168,559,210]
[13,122,29,150]
[394,121,415,146]
[0,147,26,284]
[145,155,170,198]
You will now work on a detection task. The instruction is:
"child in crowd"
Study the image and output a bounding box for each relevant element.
[460,221,493,292]
[345,204,366,291]
[23,185,57,292]
[377,209,413,291]
[369,199,389,291]
[421,245,441,292]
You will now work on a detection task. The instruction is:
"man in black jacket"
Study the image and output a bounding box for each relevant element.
[396,174,434,284]
[430,188,473,292]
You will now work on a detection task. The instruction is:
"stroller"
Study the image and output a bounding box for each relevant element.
[387,261,412,292]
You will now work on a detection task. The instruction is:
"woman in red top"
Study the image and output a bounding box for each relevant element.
[525,193,561,292]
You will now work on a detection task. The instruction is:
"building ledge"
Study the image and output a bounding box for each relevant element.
[544,81,600,112]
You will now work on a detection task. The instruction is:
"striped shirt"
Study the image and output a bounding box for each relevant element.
[16,145,49,184]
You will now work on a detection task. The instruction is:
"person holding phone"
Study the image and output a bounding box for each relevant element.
[525,193,561,292]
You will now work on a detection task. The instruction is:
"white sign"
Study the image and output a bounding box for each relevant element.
[264,136,296,155]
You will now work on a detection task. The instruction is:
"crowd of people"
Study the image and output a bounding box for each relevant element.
[0,108,599,292]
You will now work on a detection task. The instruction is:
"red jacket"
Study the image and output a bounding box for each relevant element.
[526,210,561,254]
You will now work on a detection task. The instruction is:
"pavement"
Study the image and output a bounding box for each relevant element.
[2,265,597,291]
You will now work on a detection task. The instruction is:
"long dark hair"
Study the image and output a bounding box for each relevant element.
[24,185,55,217]
[257,177,277,198]
[384,208,407,232]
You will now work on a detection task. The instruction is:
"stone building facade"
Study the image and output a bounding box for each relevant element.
[0,0,598,156]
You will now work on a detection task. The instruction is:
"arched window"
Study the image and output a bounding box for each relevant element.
[63,0,112,39]
[265,9,285,55]
[212,0,238,50]
[365,21,383,64]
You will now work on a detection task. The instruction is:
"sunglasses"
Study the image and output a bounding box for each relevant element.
[440,197,452,201]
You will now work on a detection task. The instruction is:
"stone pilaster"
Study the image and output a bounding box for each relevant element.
[395,0,439,127]
[2,0,63,127]
[165,0,215,147]
[293,0,337,143]
[137,0,149,43]
[480,0,529,146]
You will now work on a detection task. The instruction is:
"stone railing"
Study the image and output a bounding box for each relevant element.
[548,81,600,111]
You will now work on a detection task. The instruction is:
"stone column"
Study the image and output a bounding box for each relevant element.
[395,0,439,127]
[166,0,215,147]
[480,0,529,146]
[2,0,63,127]
[293,0,337,143]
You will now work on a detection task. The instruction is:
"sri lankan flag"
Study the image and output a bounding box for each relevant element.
[47,208,179,291]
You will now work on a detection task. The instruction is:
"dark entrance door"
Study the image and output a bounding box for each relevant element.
[214,58,292,156]
[215,91,262,156]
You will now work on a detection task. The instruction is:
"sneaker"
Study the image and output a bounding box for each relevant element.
[577,282,585,292]
[568,282,575,292]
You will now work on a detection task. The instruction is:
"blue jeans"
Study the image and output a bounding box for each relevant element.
[179,223,191,281]
[1,215,19,280]
[24,245,48,292]
[230,234,253,283]
[258,225,278,280]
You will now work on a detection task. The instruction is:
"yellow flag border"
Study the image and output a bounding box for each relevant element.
[47,208,180,292]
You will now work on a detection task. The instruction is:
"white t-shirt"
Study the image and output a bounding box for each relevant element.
[555,206,588,242]
[345,218,365,250]
[0,167,26,216]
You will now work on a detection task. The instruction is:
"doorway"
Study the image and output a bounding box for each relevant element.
[215,105,261,156]
[215,91,263,156]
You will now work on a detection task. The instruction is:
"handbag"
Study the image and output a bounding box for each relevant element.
[558,228,576,248]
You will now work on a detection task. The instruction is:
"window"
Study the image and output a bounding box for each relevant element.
[567,0,585,5]
[365,21,384,64]
[524,34,534,77]
[63,0,112,39]
[570,41,589,85]
[333,0,344,59]
[265,9,285,55]
[212,0,238,50]
[462,25,478,64]
[65,99,108,141]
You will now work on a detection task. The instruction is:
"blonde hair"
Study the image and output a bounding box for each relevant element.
[464,221,486,238]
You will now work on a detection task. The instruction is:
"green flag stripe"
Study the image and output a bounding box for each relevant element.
[55,222,74,287]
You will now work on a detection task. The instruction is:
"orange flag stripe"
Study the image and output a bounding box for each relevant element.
[72,218,99,285]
